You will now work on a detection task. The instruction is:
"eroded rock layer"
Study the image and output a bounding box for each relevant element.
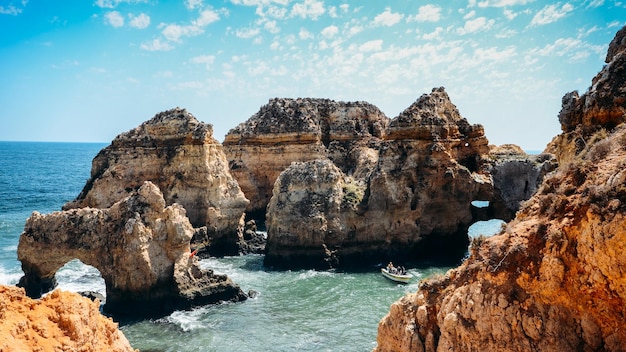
[264,88,495,269]
[0,285,136,352]
[65,108,249,255]
[375,26,626,352]
[18,182,246,319]
[223,98,388,216]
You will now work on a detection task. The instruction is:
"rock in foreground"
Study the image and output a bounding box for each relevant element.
[18,182,246,319]
[0,285,136,352]
[375,25,626,352]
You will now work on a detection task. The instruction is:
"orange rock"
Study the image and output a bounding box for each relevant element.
[0,285,136,352]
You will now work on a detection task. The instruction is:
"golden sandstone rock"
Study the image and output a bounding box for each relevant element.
[375,25,626,352]
[0,285,135,352]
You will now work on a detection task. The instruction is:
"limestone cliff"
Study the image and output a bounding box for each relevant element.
[223,98,388,217]
[546,25,626,164]
[0,285,136,352]
[65,108,249,255]
[375,26,626,352]
[18,182,246,319]
[265,88,495,269]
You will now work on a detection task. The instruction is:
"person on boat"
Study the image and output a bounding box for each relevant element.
[387,262,398,274]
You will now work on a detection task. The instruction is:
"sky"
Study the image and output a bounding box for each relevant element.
[1,1,624,150]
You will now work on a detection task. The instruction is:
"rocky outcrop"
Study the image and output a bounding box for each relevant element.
[65,108,249,256]
[264,88,495,269]
[0,285,136,351]
[487,144,558,220]
[375,26,626,352]
[18,182,246,319]
[223,98,388,217]
[547,26,626,164]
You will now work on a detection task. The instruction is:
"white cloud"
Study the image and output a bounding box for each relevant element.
[457,17,495,35]
[464,10,476,20]
[408,5,441,22]
[162,24,202,42]
[263,20,280,34]
[373,8,403,27]
[503,9,517,20]
[236,27,261,38]
[476,0,533,7]
[328,6,337,18]
[129,13,150,29]
[585,0,604,8]
[0,4,23,15]
[194,9,220,26]
[339,4,349,13]
[321,25,338,38]
[140,38,174,51]
[105,11,124,27]
[291,0,325,20]
[299,28,314,40]
[530,3,574,27]
[191,55,216,69]
[185,0,204,10]
[359,40,383,52]
[94,0,148,9]
[422,27,443,40]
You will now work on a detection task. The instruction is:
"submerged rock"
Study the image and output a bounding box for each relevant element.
[18,182,246,319]
[0,285,136,351]
[375,25,626,352]
[65,108,249,256]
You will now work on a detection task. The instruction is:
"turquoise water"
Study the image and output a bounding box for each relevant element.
[0,141,504,351]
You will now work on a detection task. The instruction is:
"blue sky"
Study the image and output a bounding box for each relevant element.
[1,1,624,150]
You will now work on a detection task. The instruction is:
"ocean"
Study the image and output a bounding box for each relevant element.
[0,141,501,351]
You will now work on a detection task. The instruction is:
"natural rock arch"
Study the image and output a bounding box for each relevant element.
[18,182,246,319]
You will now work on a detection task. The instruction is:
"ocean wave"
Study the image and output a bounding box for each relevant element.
[159,307,220,332]
[0,266,22,285]
[56,259,106,296]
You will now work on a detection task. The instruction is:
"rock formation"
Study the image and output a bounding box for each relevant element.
[546,25,626,164]
[487,144,558,220]
[375,25,626,352]
[264,88,496,269]
[18,182,246,319]
[223,98,388,218]
[0,285,136,352]
[65,108,249,256]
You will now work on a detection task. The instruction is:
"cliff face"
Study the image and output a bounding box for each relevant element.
[547,26,626,164]
[65,108,249,255]
[264,88,496,269]
[375,26,626,352]
[223,98,388,216]
[0,285,136,352]
[18,182,246,319]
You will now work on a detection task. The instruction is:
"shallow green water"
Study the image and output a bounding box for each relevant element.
[120,255,449,352]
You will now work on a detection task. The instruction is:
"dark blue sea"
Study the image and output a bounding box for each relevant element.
[0,141,503,351]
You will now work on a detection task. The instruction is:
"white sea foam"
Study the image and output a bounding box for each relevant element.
[161,307,218,332]
[56,259,106,296]
[0,266,22,285]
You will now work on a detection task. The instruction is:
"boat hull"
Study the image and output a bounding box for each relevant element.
[381,268,411,283]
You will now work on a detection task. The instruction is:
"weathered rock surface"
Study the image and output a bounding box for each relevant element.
[486,144,558,220]
[547,25,626,164]
[223,98,388,217]
[0,285,136,352]
[65,108,249,256]
[264,88,496,269]
[375,26,626,352]
[18,182,246,319]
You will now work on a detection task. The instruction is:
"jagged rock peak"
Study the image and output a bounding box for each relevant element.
[225,97,389,142]
[112,107,215,147]
[606,25,626,63]
[396,87,463,124]
[548,25,626,162]
[386,87,485,141]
